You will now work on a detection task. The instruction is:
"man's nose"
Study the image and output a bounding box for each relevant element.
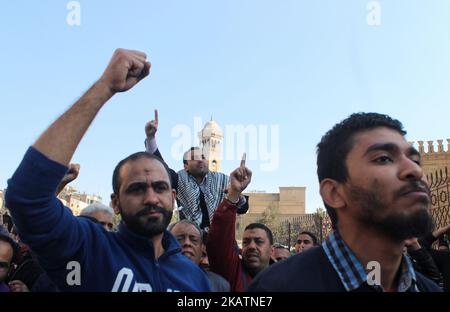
[247,240,257,249]
[399,156,423,181]
[143,187,159,205]
[182,238,193,247]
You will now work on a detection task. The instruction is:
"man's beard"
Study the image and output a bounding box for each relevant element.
[120,205,173,237]
[349,180,433,242]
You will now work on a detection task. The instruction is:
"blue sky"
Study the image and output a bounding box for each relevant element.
[1,1,450,212]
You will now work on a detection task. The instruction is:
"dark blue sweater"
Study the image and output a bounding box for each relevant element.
[5,147,211,292]
[248,246,442,292]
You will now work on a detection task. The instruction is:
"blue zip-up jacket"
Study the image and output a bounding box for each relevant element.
[5,147,211,292]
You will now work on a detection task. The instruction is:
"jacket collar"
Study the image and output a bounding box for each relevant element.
[323,230,418,292]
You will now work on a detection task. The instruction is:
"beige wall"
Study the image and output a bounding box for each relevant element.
[413,139,450,177]
[236,187,306,239]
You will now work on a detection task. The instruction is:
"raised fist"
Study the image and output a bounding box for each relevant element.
[56,163,80,195]
[99,49,151,94]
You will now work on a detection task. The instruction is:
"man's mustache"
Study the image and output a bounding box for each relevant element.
[136,205,167,217]
[395,180,431,199]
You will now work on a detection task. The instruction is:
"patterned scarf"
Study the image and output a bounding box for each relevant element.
[177,170,229,230]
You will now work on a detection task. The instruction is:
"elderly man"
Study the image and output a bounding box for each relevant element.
[80,203,114,231]
[169,220,230,291]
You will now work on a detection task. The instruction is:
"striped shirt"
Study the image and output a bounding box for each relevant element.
[322,230,419,292]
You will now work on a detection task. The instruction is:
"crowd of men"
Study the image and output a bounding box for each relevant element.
[1,49,450,292]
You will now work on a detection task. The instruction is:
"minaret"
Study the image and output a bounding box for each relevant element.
[198,117,224,172]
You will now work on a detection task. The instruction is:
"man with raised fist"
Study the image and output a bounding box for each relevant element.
[6,49,211,292]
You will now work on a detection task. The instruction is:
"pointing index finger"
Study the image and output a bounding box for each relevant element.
[154,109,158,124]
[240,153,246,168]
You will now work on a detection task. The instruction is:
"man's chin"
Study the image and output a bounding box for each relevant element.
[377,209,433,242]
[182,252,195,260]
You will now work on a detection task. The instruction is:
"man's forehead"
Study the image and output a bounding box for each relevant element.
[0,240,13,259]
[172,223,201,237]
[121,158,170,182]
[351,127,409,152]
[243,228,268,239]
[185,149,204,159]
[298,234,312,240]
[274,248,290,256]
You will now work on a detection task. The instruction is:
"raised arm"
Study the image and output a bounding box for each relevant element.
[206,154,252,291]
[34,49,150,166]
[5,49,150,277]
[144,109,165,158]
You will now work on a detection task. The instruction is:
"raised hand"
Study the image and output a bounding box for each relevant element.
[145,109,159,140]
[99,49,151,94]
[227,153,252,203]
[432,223,450,240]
[56,163,80,195]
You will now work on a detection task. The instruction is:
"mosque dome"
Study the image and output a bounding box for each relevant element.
[200,119,223,138]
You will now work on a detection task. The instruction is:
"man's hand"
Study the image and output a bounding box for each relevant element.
[8,280,30,292]
[145,109,159,140]
[98,49,151,94]
[432,223,450,239]
[227,154,252,203]
[404,237,421,251]
[56,163,80,195]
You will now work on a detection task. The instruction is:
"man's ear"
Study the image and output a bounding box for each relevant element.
[110,193,121,215]
[319,178,346,210]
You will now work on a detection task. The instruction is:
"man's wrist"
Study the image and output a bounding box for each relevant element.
[145,137,158,154]
[225,192,240,205]
[94,78,116,99]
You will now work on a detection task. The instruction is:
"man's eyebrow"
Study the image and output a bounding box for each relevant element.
[363,143,421,159]
[125,180,170,191]
[125,181,147,190]
[151,180,170,188]
[407,146,421,159]
[364,143,398,156]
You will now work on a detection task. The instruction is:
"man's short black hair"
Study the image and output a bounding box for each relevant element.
[298,231,318,246]
[112,152,172,194]
[244,223,274,245]
[316,112,406,229]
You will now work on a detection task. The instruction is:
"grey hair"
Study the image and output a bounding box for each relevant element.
[168,219,203,242]
[80,203,114,217]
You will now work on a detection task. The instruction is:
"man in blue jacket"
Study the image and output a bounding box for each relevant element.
[5,49,211,292]
[249,113,441,292]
